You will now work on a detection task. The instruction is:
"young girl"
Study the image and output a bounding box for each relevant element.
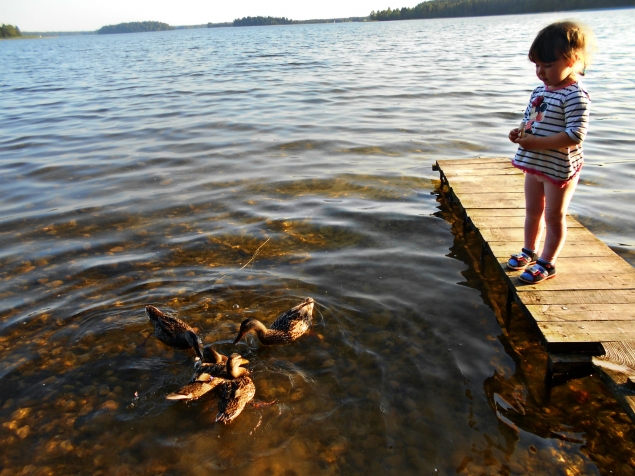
[507,20,594,284]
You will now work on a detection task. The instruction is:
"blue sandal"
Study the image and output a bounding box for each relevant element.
[519,260,557,284]
[507,248,537,270]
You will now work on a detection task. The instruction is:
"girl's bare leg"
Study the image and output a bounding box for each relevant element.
[541,173,580,263]
[524,173,546,252]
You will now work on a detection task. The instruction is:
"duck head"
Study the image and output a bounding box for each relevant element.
[227,353,250,378]
[184,329,204,359]
[145,304,164,322]
[233,318,263,344]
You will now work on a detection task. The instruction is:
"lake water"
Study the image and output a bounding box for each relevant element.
[2,9,635,475]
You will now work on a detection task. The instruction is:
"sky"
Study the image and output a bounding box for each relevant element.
[1,0,424,32]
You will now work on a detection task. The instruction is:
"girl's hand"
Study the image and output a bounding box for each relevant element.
[508,128,521,143]
[515,134,539,150]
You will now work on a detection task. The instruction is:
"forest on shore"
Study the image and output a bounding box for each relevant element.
[370,0,635,21]
[233,16,293,27]
[97,21,173,34]
[1,24,22,38]
[230,16,366,27]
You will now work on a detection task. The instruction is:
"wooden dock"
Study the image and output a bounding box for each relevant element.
[434,157,635,420]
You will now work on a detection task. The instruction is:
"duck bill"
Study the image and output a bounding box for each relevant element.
[233,331,246,344]
[240,358,249,366]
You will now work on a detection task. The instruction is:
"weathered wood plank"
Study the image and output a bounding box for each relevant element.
[444,168,521,177]
[437,157,510,166]
[518,290,635,305]
[458,196,526,209]
[447,173,522,183]
[472,215,583,229]
[599,341,635,369]
[538,321,635,341]
[526,304,635,322]
[438,161,518,175]
[451,184,524,195]
[464,208,527,217]
[488,241,619,259]
[451,179,524,191]
[480,226,601,243]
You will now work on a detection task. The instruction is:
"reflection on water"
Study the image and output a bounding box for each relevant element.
[1,8,635,475]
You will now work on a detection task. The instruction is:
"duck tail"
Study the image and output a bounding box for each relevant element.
[215,412,233,424]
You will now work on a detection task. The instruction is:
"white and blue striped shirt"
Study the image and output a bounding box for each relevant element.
[512,82,591,185]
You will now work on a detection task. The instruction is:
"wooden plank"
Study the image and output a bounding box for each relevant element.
[549,353,593,373]
[488,241,619,259]
[458,195,525,209]
[600,341,635,369]
[437,157,511,167]
[518,289,635,305]
[448,174,524,185]
[479,226,602,243]
[444,168,521,177]
[465,208,527,217]
[439,160,523,171]
[451,184,525,195]
[451,175,525,188]
[526,304,635,322]
[440,162,516,171]
[472,215,583,229]
[458,192,525,202]
[538,321,635,342]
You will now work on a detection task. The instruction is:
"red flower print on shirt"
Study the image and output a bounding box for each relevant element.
[531,96,544,107]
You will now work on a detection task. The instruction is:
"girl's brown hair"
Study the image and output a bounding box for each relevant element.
[528,21,594,70]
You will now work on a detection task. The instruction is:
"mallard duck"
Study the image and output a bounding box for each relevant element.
[166,351,249,401]
[216,354,256,424]
[145,305,204,359]
[233,297,315,345]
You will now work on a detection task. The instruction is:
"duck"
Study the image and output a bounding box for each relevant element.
[166,351,249,401]
[233,297,315,346]
[145,305,204,359]
[216,354,256,424]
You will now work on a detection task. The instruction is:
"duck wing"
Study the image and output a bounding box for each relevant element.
[166,373,225,401]
[269,298,315,339]
[215,375,256,424]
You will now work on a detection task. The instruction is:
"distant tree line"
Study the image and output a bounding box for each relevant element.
[97,21,174,34]
[230,16,367,27]
[1,24,22,38]
[370,0,635,21]
[233,16,294,27]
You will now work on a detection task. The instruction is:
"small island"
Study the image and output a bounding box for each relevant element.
[97,21,173,35]
[233,16,293,27]
[1,24,22,38]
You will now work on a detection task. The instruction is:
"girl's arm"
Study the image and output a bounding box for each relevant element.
[515,131,578,150]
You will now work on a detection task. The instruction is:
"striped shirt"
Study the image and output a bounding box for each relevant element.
[512,82,591,186]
